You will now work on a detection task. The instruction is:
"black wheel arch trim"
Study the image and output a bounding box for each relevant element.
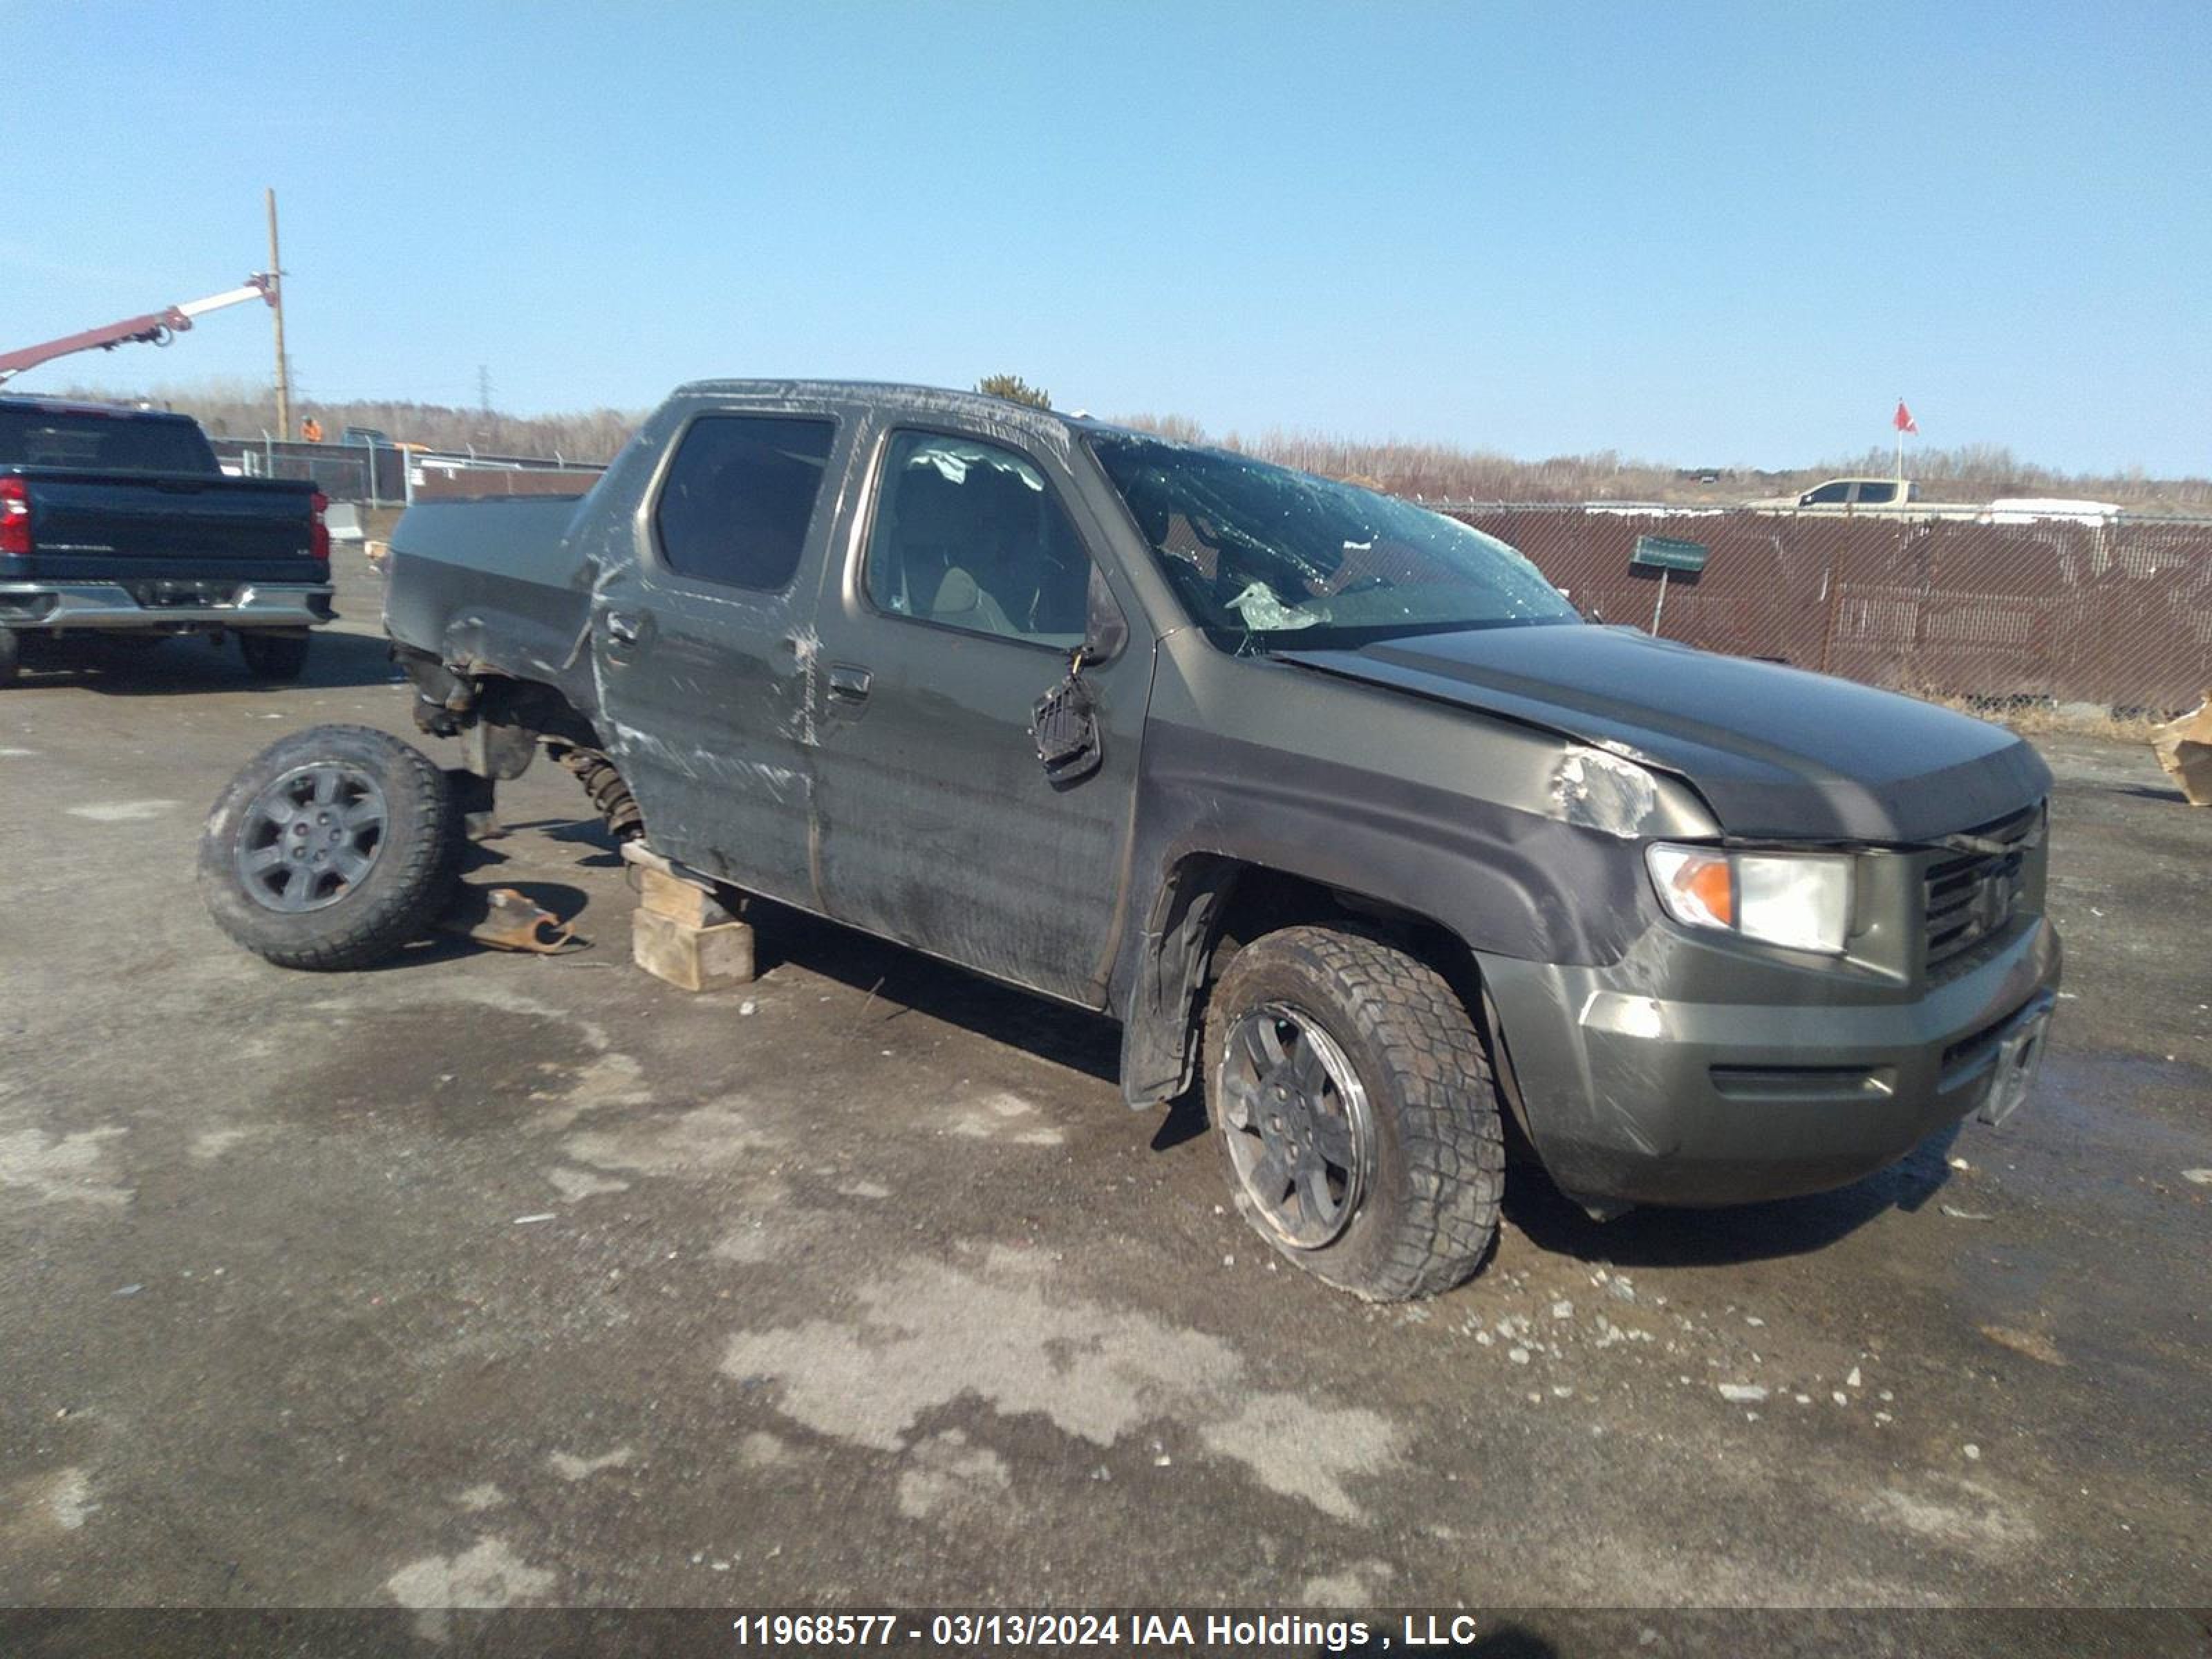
[1111,720,1658,1109]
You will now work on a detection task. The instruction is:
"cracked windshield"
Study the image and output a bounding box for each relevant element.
[1089,431,1579,649]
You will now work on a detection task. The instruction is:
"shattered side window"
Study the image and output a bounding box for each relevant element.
[653,415,837,592]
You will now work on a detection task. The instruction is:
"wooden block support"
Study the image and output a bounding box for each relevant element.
[635,865,740,929]
[631,906,754,993]
[621,844,754,991]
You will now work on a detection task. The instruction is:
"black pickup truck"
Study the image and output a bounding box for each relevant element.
[198,381,2061,1301]
[0,396,335,684]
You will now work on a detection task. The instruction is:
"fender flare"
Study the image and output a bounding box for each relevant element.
[1107,724,1661,1110]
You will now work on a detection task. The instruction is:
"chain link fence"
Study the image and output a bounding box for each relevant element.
[200,440,2212,714]
[210,437,395,503]
[208,438,607,505]
[1443,506,2212,715]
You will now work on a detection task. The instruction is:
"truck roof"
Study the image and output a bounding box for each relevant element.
[0,392,199,424]
[666,378,1131,438]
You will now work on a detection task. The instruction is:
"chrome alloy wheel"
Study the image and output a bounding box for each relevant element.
[1217,1002,1374,1248]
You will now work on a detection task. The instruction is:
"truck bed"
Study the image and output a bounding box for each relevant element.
[382,494,599,701]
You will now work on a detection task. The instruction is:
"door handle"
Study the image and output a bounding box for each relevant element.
[827,664,872,703]
[605,612,643,647]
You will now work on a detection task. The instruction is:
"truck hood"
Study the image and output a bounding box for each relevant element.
[1278,624,2050,842]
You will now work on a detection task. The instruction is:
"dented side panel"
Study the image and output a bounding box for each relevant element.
[581,396,870,908]
[1550,744,1661,838]
[382,496,601,712]
[1108,630,1719,1105]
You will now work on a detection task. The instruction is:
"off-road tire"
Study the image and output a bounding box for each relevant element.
[554,743,644,842]
[0,627,19,685]
[238,631,312,682]
[199,724,460,971]
[1204,925,1505,1300]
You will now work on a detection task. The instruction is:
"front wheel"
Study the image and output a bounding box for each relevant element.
[1204,926,1504,1300]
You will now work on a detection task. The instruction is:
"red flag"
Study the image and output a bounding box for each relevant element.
[1893,400,1918,435]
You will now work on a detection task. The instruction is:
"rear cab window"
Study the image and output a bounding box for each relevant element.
[652,414,838,592]
[861,429,1103,649]
[0,406,218,474]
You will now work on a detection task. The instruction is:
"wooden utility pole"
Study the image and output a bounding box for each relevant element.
[265,188,291,440]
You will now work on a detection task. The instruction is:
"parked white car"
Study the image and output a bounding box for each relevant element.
[1747,476,1924,512]
[1983,497,2123,526]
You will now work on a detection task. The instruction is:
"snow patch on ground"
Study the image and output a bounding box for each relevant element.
[64,800,178,823]
[721,1248,1398,1520]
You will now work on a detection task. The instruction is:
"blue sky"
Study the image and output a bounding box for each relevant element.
[4,1,2207,473]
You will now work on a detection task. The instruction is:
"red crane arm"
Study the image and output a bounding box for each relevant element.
[0,275,273,386]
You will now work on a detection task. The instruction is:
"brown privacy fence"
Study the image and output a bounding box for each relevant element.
[1443,507,2212,715]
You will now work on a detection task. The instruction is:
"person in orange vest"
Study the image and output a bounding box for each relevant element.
[301,417,324,443]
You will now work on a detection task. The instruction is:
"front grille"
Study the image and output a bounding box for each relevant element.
[1922,803,2041,975]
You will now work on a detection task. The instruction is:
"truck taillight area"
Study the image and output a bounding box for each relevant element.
[310,489,330,566]
[0,477,30,556]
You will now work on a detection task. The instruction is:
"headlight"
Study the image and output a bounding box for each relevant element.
[1645,843,1854,955]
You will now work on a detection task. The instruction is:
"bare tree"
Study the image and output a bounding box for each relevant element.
[50,377,2212,512]
[50,379,646,464]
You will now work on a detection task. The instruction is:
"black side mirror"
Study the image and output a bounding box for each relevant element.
[1029,567,1127,787]
[1085,564,1129,663]
[1031,671,1103,786]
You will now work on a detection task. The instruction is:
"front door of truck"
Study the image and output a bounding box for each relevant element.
[806,427,1150,1006]
[590,406,852,907]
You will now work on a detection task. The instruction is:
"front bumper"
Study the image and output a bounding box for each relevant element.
[1481,915,2062,1208]
[0,580,335,632]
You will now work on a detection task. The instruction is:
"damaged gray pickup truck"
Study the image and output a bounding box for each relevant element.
[200,382,2061,1300]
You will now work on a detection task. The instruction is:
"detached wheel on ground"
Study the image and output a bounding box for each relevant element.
[198,723,460,971]
[238,630,311,682]
[1204,925,1505,1301]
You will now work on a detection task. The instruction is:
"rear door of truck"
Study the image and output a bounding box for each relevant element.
[587,394,859,908]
